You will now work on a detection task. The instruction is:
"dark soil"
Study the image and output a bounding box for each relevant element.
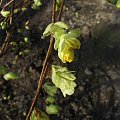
[1,0,120,120]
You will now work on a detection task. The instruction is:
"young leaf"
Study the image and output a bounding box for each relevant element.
[0,65,7,75]
[43,83,57,97]
[1,10,10,17]
[52,27,64,50]
[43,23,54,37]
[30,108,49,120]
[34,0,42,6]
[116,0,120,8]
[58,46,74,63]
[46,104,61,114]
[67,28,81,38]
[45,96,55,104]
[54,21,69,29]
[56,0,61,11]
[21,7,27,12]
[52,65,76,97]
[3,72,19,80]
[50,25,63,34]
[65,38,81,49]
[0,21,7,30]
[14,9,19,14]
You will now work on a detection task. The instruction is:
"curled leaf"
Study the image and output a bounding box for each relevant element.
[67,28,81,38]
[116,0,120,8]
[52,65,76,97]
[0,22,7,30]
[58,34,80,63]
[45,96,55,104]
[3,72,19,80]
[1,10,10,17]
[14,9,19,14]
[43,23,54,37]
[54,21,69,29]
[43,83,57,97]
[56,0,61,11]
[46,104,61,114]
[58,46,74,63]
[65,38,81,49]
[30,108,49,120]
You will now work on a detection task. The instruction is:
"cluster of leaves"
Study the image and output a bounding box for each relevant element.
[43,82,61,115]
[0,8,27,18]
[43,21,81,96]
[43,21,81,63]
[31,0,42,10]
[31,21,81,119]
[108,0,120,8]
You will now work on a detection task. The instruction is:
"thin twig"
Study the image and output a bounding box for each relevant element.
[2,0,14,9]
[0,0,15,56]
[25,1,56,120]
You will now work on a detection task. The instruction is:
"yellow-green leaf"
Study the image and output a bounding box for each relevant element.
[116,0,120,8]
[3,72,18,80]
[66,38,81,49]
[43,83,57,97]
[45,96,55,104]
[43,23,54,37]
[52,65,76,97]
[58,46,74,63]
[1,10,10,17]
[30,108,49,120]
[67,28,81,38]
[54,21,69,29]
[46,104,60,114]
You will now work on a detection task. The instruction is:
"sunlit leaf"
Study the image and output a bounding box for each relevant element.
[58,46,74,63]
[53,27,64,50]
[31,4,40,10]
[56,0,61,11]
[34,0,42,6]
[50,25,63,34]
[65,38,81,49]
[58,33,80,63]
[0,22,7,30]
[116,0,120,8]
[30,108,49,120]
[14,9,19,14]
[54,21,69,29]
[43,83,57,97]
[52,65,76,97]
[3,72,19,80]
[21,7,27,12]
[46,104,61,114]
[67,28,81,38]
[43,23,54,37]
[0,65,7,75]
[1,10,10,17]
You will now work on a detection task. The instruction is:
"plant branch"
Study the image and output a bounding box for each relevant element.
[25,0,57,120]
[0,0,15,56]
